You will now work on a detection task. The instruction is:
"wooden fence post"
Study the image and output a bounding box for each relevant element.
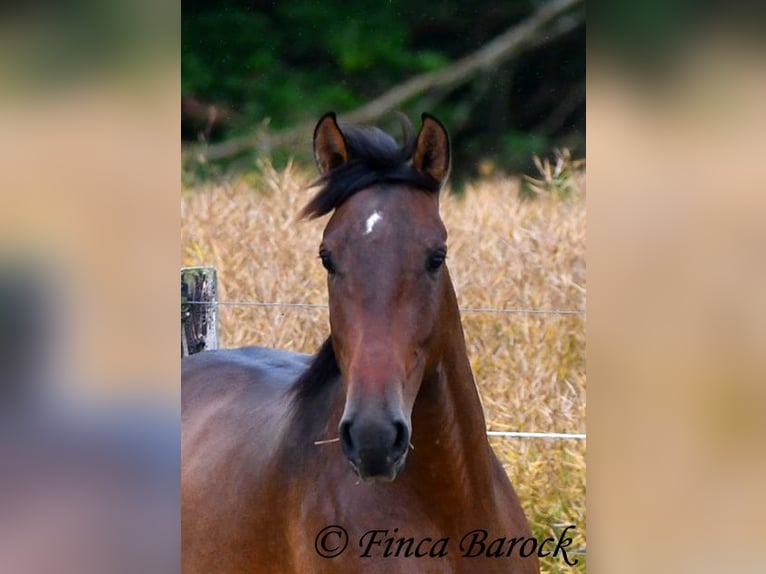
[181,267,218,357]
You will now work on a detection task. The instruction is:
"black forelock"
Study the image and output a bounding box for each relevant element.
[300,119,441,219]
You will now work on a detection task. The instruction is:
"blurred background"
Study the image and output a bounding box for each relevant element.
[1,1,179,573]
[181,0,585,181]
[588,3,766,573]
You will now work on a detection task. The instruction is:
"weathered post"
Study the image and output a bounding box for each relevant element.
[181,267,218,357]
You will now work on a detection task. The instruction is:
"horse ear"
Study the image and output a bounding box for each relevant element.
[313,112,349,175]
[412,113,451,185]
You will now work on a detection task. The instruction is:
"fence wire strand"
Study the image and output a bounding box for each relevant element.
[487,431,585,440]
[187,300,585,317]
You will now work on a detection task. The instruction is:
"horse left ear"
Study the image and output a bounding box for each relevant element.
[313,112,349,176]
[412,113,451,186]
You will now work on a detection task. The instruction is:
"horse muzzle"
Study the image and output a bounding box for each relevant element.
[338,416,410,482]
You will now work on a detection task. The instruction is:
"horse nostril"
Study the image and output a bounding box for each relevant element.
[339,420,355,458]
[392,420,409,458]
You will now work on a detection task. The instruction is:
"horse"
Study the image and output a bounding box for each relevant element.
[182,113,540,573]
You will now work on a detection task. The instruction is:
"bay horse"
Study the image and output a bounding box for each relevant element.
[182,113,540,573]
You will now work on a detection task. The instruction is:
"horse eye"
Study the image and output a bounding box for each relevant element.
[426,251,446,273]
[319,250,336,275]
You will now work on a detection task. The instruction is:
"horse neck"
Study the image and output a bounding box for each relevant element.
[407,271,497,512]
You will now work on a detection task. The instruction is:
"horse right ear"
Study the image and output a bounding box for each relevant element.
[412,113,451,186]
[313,113,349,175]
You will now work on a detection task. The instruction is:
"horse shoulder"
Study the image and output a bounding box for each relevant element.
[181,346,312,573]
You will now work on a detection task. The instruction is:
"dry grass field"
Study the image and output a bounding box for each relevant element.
[182,160,586,572]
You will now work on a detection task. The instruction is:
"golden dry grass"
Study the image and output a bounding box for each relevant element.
[182,161,586,572]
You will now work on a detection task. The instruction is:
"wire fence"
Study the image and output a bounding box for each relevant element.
[188,299,586,317]
[487,431,585,440]
[183,270,585,438]
[185,296,586,441]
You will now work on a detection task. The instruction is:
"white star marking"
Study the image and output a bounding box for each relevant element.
[364,211,382,235]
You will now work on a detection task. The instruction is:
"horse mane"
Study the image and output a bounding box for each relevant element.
[289,336,340,406]
[300,118,442,219]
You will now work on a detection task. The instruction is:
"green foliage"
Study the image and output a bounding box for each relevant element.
[182,0,585,179]
[182,1,450,132]
[503,130,551,170]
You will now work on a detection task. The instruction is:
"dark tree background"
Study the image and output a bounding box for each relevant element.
[182,0,585,178]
